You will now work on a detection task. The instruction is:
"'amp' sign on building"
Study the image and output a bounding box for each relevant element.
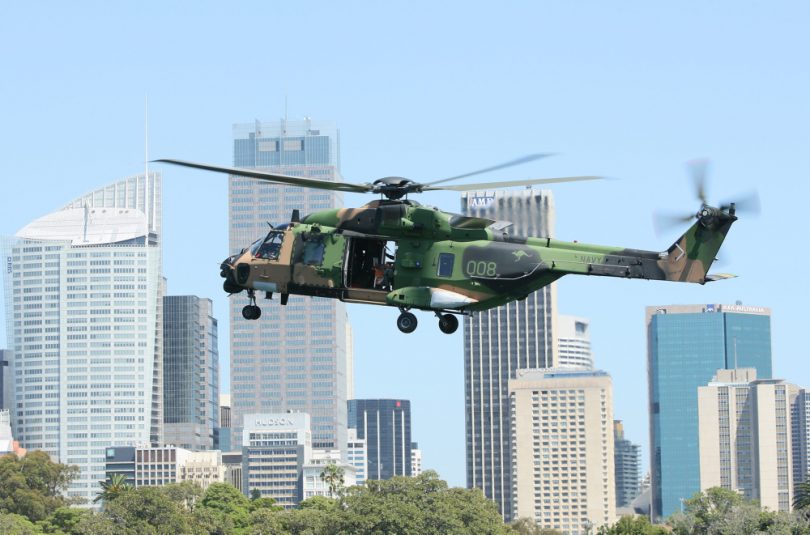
[467,193,496,210]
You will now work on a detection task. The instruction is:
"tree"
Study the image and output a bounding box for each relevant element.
[319,463,345,498]
[93,473,132,505]
[248,509,287,535]
[0,513,42,535]
[102,486,192,534]
[795,479,810,510]
[162,481,204,511]
[509,517,565,534]
[0,451,79,521]
[596,516,668,535]
[338,470,510,534]
[198,483,252,531]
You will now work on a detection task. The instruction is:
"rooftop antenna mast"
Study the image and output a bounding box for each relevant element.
[144,95,150,240]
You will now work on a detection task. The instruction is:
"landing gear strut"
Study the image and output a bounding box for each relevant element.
[396,309,418,334]
[242,290,261,320]
[437,313,459,334]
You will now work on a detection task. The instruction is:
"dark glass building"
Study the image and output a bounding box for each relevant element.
[104,446,136,487]
[163,295,219,450]
[348,399,412,480]
[647,303,772,520]
[0,350,8,410]
[613,420,641,508]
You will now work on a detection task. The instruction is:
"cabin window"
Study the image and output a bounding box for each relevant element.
[437,253,455,277]
[301,235,325,265]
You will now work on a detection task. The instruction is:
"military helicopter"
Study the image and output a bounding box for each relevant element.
[158,157,743,334]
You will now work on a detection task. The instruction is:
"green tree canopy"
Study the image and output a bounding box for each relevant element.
[102,486,192,535]
[0,452,79,521]
[199,483,252,530]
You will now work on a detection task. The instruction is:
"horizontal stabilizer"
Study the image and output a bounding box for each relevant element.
[704,273,737,283]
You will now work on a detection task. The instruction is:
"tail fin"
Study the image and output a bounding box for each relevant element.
[657,211,736,283]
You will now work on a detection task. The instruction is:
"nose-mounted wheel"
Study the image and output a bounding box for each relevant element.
[242,290,262,320]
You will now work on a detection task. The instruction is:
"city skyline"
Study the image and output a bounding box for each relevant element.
[2,1,809,490]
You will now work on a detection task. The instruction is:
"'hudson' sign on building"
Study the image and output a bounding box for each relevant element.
[243,413,309,430]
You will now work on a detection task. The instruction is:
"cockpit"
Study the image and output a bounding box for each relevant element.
[250,230,285,260]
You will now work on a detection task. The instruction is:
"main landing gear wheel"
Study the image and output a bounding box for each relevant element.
[397,311,418,334]
[438,313,459,334]
[242,305,261,320]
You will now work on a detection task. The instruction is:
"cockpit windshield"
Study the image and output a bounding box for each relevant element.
[252,230,285,260]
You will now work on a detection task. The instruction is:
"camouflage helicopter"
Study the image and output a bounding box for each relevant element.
[158,157,743,334]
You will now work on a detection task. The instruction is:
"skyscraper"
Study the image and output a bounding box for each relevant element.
[163,295,219,450]
[791,389,810,488]
[461,189,558,520]
[613,420,641,508]
[229,119,349,453]
[647,303,772,520]
[348,399,412,480]
[698,368,795,512]
[558,315,594,370]
[2,172,163,503]
[510,369,616,533]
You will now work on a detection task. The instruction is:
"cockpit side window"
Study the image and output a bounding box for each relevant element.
[255,231,284,260]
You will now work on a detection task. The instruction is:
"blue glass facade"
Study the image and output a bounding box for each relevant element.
[348,399,412,480]
[648,305,772,519]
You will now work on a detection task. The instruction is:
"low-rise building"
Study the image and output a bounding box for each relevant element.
[302,449,357,499]
[242,413,311,508]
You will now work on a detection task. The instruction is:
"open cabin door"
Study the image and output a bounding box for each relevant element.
[342,236,395,304]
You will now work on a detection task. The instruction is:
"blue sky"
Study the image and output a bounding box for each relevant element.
[2,2,809,487]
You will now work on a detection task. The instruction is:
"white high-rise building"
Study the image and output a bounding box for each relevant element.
[242,412,312,507]
[2,172,163,503]
[229,119,349,454]
[411,442,422,477]
[698,368,796,512]
[347,428,367,485]
[462,189,558,521]
[557,315,593,370]
[510,369,616,533]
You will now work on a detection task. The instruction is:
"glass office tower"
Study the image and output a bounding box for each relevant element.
[646,303,772,520]
[461,189,558,521]
[163,295,219,450]
[2,172,163,503]
[348,399,412,480]
[229,119,349,452]
[613,420,641,508]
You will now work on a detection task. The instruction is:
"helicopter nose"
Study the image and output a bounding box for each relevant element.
[220,258,233,278]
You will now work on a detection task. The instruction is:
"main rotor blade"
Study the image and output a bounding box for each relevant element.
[155,159,372,193]
[423,153,554,187]
[424,175,602,192]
